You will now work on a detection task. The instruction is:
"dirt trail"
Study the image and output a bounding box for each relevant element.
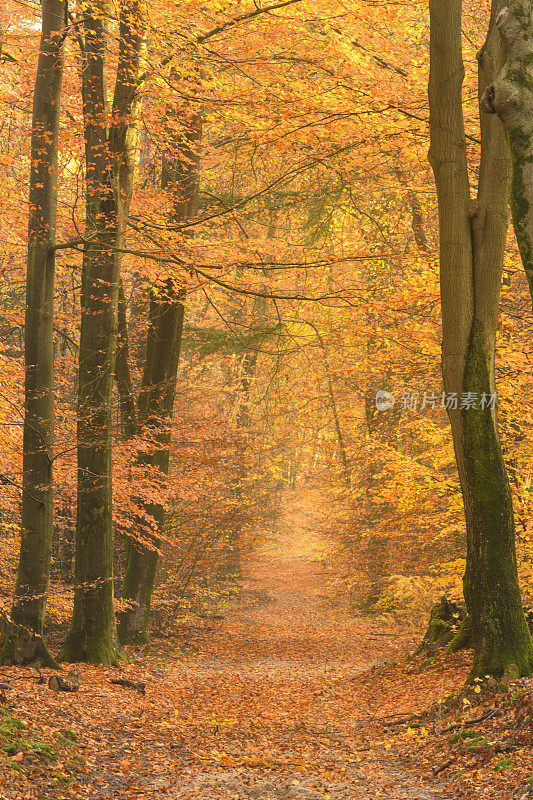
[218,488,401,676]
[141,488,441,799]
[3,489,457,799]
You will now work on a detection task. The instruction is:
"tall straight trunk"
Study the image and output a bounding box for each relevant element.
[118,113,202,643]
[318,332,350,488]
[59,0,145,664]
[218,328,260,582]
[115,280,139,437]
[118,284,185,642]
[429,0,533,679]
[1,0,67,667]
[111,3,146,439]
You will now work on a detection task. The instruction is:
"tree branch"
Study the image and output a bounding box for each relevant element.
[197,0,303,43]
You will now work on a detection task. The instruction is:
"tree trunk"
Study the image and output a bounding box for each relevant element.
[111,0,146,439]
[1,0,67,668]
[429,0,533,680]
[59,0,145,664]
[481,0,533,308]
[218,336,260,582]
[118,113,201,644]
[416,597,470,654]
[115,280,139,438]
[118,283,185,643]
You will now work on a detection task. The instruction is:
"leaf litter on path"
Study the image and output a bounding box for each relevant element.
[0,498,461,799]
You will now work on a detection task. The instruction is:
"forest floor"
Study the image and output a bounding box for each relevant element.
[0,490,531,799]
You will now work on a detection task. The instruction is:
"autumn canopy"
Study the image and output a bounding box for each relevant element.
[0,0,532,796]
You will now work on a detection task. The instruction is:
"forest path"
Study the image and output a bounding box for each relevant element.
[2,489,463,799]
[68,488,452,799]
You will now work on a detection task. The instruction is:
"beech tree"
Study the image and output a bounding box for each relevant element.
[1,0,67,667]
[59,0,145,664]
[118,282,186,642]
[117,114,202,643]
[429,0,533,678]
[482,0,533,308]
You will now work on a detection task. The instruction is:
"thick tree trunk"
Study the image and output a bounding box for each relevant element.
[1,0,67,667]
[59,0,145,664]
[482,1,533,307]
[429,0,533,680]
[117,113,201,644]
[59,7,120,665]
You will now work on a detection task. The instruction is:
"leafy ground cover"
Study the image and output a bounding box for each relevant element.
[0,505,530,799]
[378,655,533,799]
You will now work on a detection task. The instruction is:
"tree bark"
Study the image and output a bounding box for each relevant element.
[118,282,185,643]
[429,0,533,680]
[59,0,145,664]
[117,113,201,644]
[481,0,533,307]
[1,0,67,667]
[115,280,139,438]
[111,1,146,440]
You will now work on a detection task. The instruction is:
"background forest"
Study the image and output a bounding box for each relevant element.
[2,1,533,798]
[0,0,531,645]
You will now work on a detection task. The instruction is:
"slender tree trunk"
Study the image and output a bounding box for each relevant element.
[118,283,185,642]
[59,0,145,664]
[395,162,429,253]
[318,332,350,488]
[111,2,146,440]
[429,0,533,679]
[115,280,139,437]
[1,0,67,667]
[118,113,201,643]
[218,321,261,582]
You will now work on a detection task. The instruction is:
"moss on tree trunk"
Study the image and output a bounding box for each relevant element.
[447,615,473,654]
[417,597,469,654]
[461,323,533,679]
[429,0,533,681]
